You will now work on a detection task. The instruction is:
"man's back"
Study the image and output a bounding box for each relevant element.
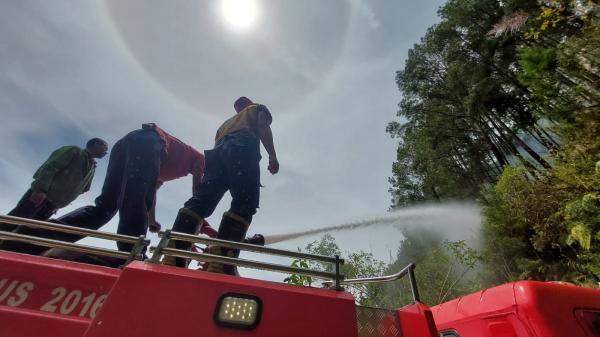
[31,145,96,209]
[215,104,272,144]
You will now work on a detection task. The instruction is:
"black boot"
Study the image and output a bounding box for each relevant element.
[206,212,249,275]
[163,208,203,267]
[243,234,265,246]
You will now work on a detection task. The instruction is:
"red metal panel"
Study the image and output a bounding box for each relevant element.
[513,281,600,337]
[84,262,358,337]
[0,251,120,336]
[431,282,527,337]
[0,306,89,337]
[356,306,402,337]
[432,281,600,337]
[398,302,439,337]
[435,312,535,337]
[432,282,518,327]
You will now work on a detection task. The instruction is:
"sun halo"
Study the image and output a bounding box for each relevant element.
[221,0,258,31]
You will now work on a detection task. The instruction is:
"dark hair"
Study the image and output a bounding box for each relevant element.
[234,96,254,113]
[86,137,107,149]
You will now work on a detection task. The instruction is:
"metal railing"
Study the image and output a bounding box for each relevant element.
[0,214,149,263]
[322,263,420,302]
[150,229,345,288]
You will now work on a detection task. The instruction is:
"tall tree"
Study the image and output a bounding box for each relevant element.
[388,0,558,208]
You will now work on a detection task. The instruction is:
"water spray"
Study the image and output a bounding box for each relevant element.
[263,203,481,245]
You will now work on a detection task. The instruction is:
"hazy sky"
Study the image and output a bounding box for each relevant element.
[0,1,475,275]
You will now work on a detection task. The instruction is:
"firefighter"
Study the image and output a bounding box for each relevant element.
[188,219,266,271]
[179,220,266,270]
[0,138,108,235]
[5,124,205,255]
[164,97,279,275]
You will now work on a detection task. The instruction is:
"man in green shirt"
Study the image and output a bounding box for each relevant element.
[0,138,108,233]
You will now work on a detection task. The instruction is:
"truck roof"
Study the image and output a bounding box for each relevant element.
[432,281,600,337]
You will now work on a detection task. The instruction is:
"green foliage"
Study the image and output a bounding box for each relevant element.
[518,6,600,127]
[563,193,600,250]
[482,151,600,284]
[517,47,558,92]
[286,234,386,306]
[388,0,559,208]
[341,251,387,307]
[286,231,484,308]
[305,234,341,268]
[284,258,313,287]
[568,222,592,250]
[380,228,484,307]
[389,0,600,289]
[524,0,595,40]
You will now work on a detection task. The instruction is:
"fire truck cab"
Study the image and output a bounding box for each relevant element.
[432,280,600,337]
[0,214,438,337]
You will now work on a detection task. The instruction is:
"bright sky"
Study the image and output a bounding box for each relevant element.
[0,1,468,277]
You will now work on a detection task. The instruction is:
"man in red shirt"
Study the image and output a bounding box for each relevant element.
[47,123,205,253]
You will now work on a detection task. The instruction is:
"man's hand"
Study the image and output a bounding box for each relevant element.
[268,157,279,174]
[29,191,47,206]
[149,221,161,233]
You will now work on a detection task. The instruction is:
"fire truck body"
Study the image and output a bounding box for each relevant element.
[7,214,600,337]
[2,250,360,337]
[0,215,438,337]
[432,281,600,337]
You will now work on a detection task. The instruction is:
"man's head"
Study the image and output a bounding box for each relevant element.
[234,96,254,113]
[86,138,108,159]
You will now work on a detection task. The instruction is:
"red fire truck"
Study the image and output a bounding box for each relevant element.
[0,215,437,337]
[432,280,600,337]
[2,214,600,337]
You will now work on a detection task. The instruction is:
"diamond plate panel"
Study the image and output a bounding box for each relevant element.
[356,306,402,337]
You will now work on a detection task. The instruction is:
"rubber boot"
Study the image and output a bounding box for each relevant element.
[200,234,263,272]
[206,212,249,275]
[244,234,265,246]
[162,208,203,267]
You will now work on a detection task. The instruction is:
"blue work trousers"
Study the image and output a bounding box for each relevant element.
[178,131,261,234]
[51,129,162,253]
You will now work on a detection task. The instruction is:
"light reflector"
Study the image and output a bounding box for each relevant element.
[215,293,262,329]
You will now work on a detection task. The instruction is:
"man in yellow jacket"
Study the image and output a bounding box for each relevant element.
[166,97,279,274]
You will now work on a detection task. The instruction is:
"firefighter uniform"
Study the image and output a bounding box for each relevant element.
[168,103,273,274]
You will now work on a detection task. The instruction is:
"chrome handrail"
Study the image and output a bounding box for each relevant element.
[0,214,149,245]
[125,236,148,264]
[150,230,345,286]
[149,246,340,280]
[0,231,133,260]
[161,230,342,264]
[335,263,416,284]
[322,263,420,301]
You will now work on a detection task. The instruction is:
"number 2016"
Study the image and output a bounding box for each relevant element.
[41,287,107,319]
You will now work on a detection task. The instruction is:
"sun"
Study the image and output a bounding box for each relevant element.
[221,0,258,31]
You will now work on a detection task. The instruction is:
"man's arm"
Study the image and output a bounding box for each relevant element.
[192,172,202,193]
[30,147,77,205]
[148,181,163,233]
[191,151,205,193]
[257,108,279,174]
